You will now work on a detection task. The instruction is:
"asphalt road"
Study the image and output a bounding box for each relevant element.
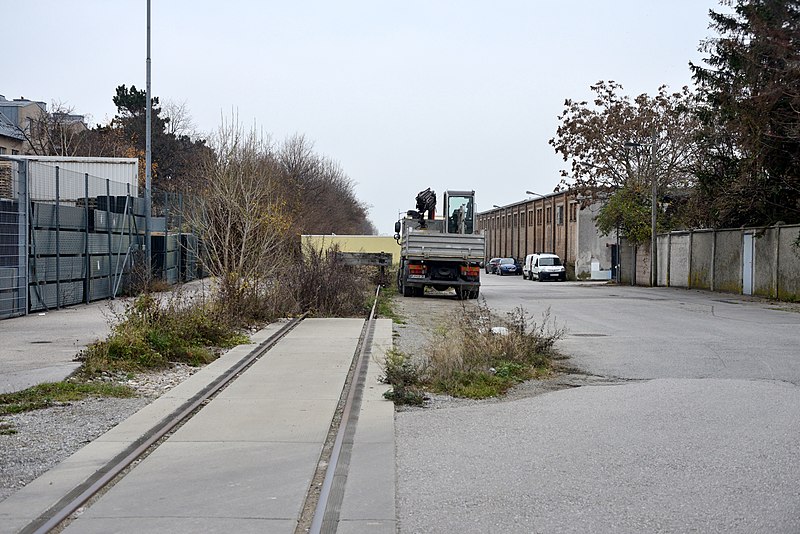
[395,276,800,533]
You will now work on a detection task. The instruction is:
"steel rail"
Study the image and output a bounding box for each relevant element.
[23,314,307,534]
[309,285,381,533]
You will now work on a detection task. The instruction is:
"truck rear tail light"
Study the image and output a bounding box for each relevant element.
[409,264,427,276]
[460,266,480,276]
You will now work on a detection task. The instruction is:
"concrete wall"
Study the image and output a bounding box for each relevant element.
[690,230,714,289]
[622,224,800,301]
[778,226,800,300]
[619,242,637,285]
[753,230,777,298]
[714,230,742,294]
[668,232,690,287]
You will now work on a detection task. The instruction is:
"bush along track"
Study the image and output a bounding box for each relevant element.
[77,293,248,377]
[0,292,247,433]
[382,300,565,404]
[1,247,381,438]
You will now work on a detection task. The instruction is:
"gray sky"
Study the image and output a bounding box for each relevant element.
[6,0,722,234]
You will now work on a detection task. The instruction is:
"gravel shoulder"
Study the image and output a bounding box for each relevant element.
[0,364,199,503]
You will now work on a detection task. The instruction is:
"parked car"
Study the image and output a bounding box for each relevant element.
[485,257,502,274]
[496,257,521,276]
[524,253,566,281]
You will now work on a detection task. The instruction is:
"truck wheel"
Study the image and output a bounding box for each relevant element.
[470,288,480,299]
[413,287,424,297]
[455,287,466,300]
[402,282,413,297]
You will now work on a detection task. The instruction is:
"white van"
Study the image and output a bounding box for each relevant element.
[523,253,566,281]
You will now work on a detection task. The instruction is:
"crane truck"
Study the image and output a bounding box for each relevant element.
[394,188,485,299]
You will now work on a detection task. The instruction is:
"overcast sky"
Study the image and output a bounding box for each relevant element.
[6,0,723,234]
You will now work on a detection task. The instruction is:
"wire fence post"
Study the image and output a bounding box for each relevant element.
[127,182,133,294]
[177,193,182,283]
[55,166,61,310]
[164,191,169,283]
[18,160,29,315]
[106,179,113,300]
[84,172,90,304]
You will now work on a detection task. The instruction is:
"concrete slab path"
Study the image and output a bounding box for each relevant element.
[0,317,396,533]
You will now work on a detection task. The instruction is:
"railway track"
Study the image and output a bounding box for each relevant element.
[20,286,383,534]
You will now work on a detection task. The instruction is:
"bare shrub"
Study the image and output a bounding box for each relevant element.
[181,116,293,323]
[270,243,371,318]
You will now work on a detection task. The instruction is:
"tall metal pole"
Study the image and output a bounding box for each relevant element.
[145,0,153,280]
[650,137,658,287]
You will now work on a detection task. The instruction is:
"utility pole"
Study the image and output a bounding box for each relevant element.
[145,0,153,280]
[650,137,657,287]
[624,141,659,287]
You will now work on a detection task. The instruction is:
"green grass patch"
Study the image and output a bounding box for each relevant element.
[0,381,135,416]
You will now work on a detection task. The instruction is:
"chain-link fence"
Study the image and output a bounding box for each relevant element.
[0,156,205,319]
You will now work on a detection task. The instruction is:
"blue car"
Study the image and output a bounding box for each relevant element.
[496,258,521,276]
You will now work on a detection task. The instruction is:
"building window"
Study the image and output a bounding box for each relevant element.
[536,208,543,226]
[556,205,564,225]
[514,213,518,227]
[570,203,578,222]
[0,147,6,155]
[546,206,552,223]
[528,210,533,226]
[11,149,18,155]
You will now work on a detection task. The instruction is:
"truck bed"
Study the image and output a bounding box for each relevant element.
[401,231,485,262]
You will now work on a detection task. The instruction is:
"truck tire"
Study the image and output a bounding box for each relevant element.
[402,283,413,297]
[470,288,480,299]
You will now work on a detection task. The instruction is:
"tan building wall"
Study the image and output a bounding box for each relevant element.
[302,235,401,265]
[477,190,579,268]
[0,135,23,155]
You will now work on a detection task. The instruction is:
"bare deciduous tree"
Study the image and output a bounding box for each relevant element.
[278,134,374,235]
[550,81,699,199]
[183,116,292,316]
[17,101,89,156]
[549,81,699,240]
[161,99,198,138]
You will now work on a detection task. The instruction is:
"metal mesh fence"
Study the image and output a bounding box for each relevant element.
[0,160,25,319]
[0,157,205,318]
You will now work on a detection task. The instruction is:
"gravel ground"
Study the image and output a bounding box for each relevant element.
[0,364,199,503]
